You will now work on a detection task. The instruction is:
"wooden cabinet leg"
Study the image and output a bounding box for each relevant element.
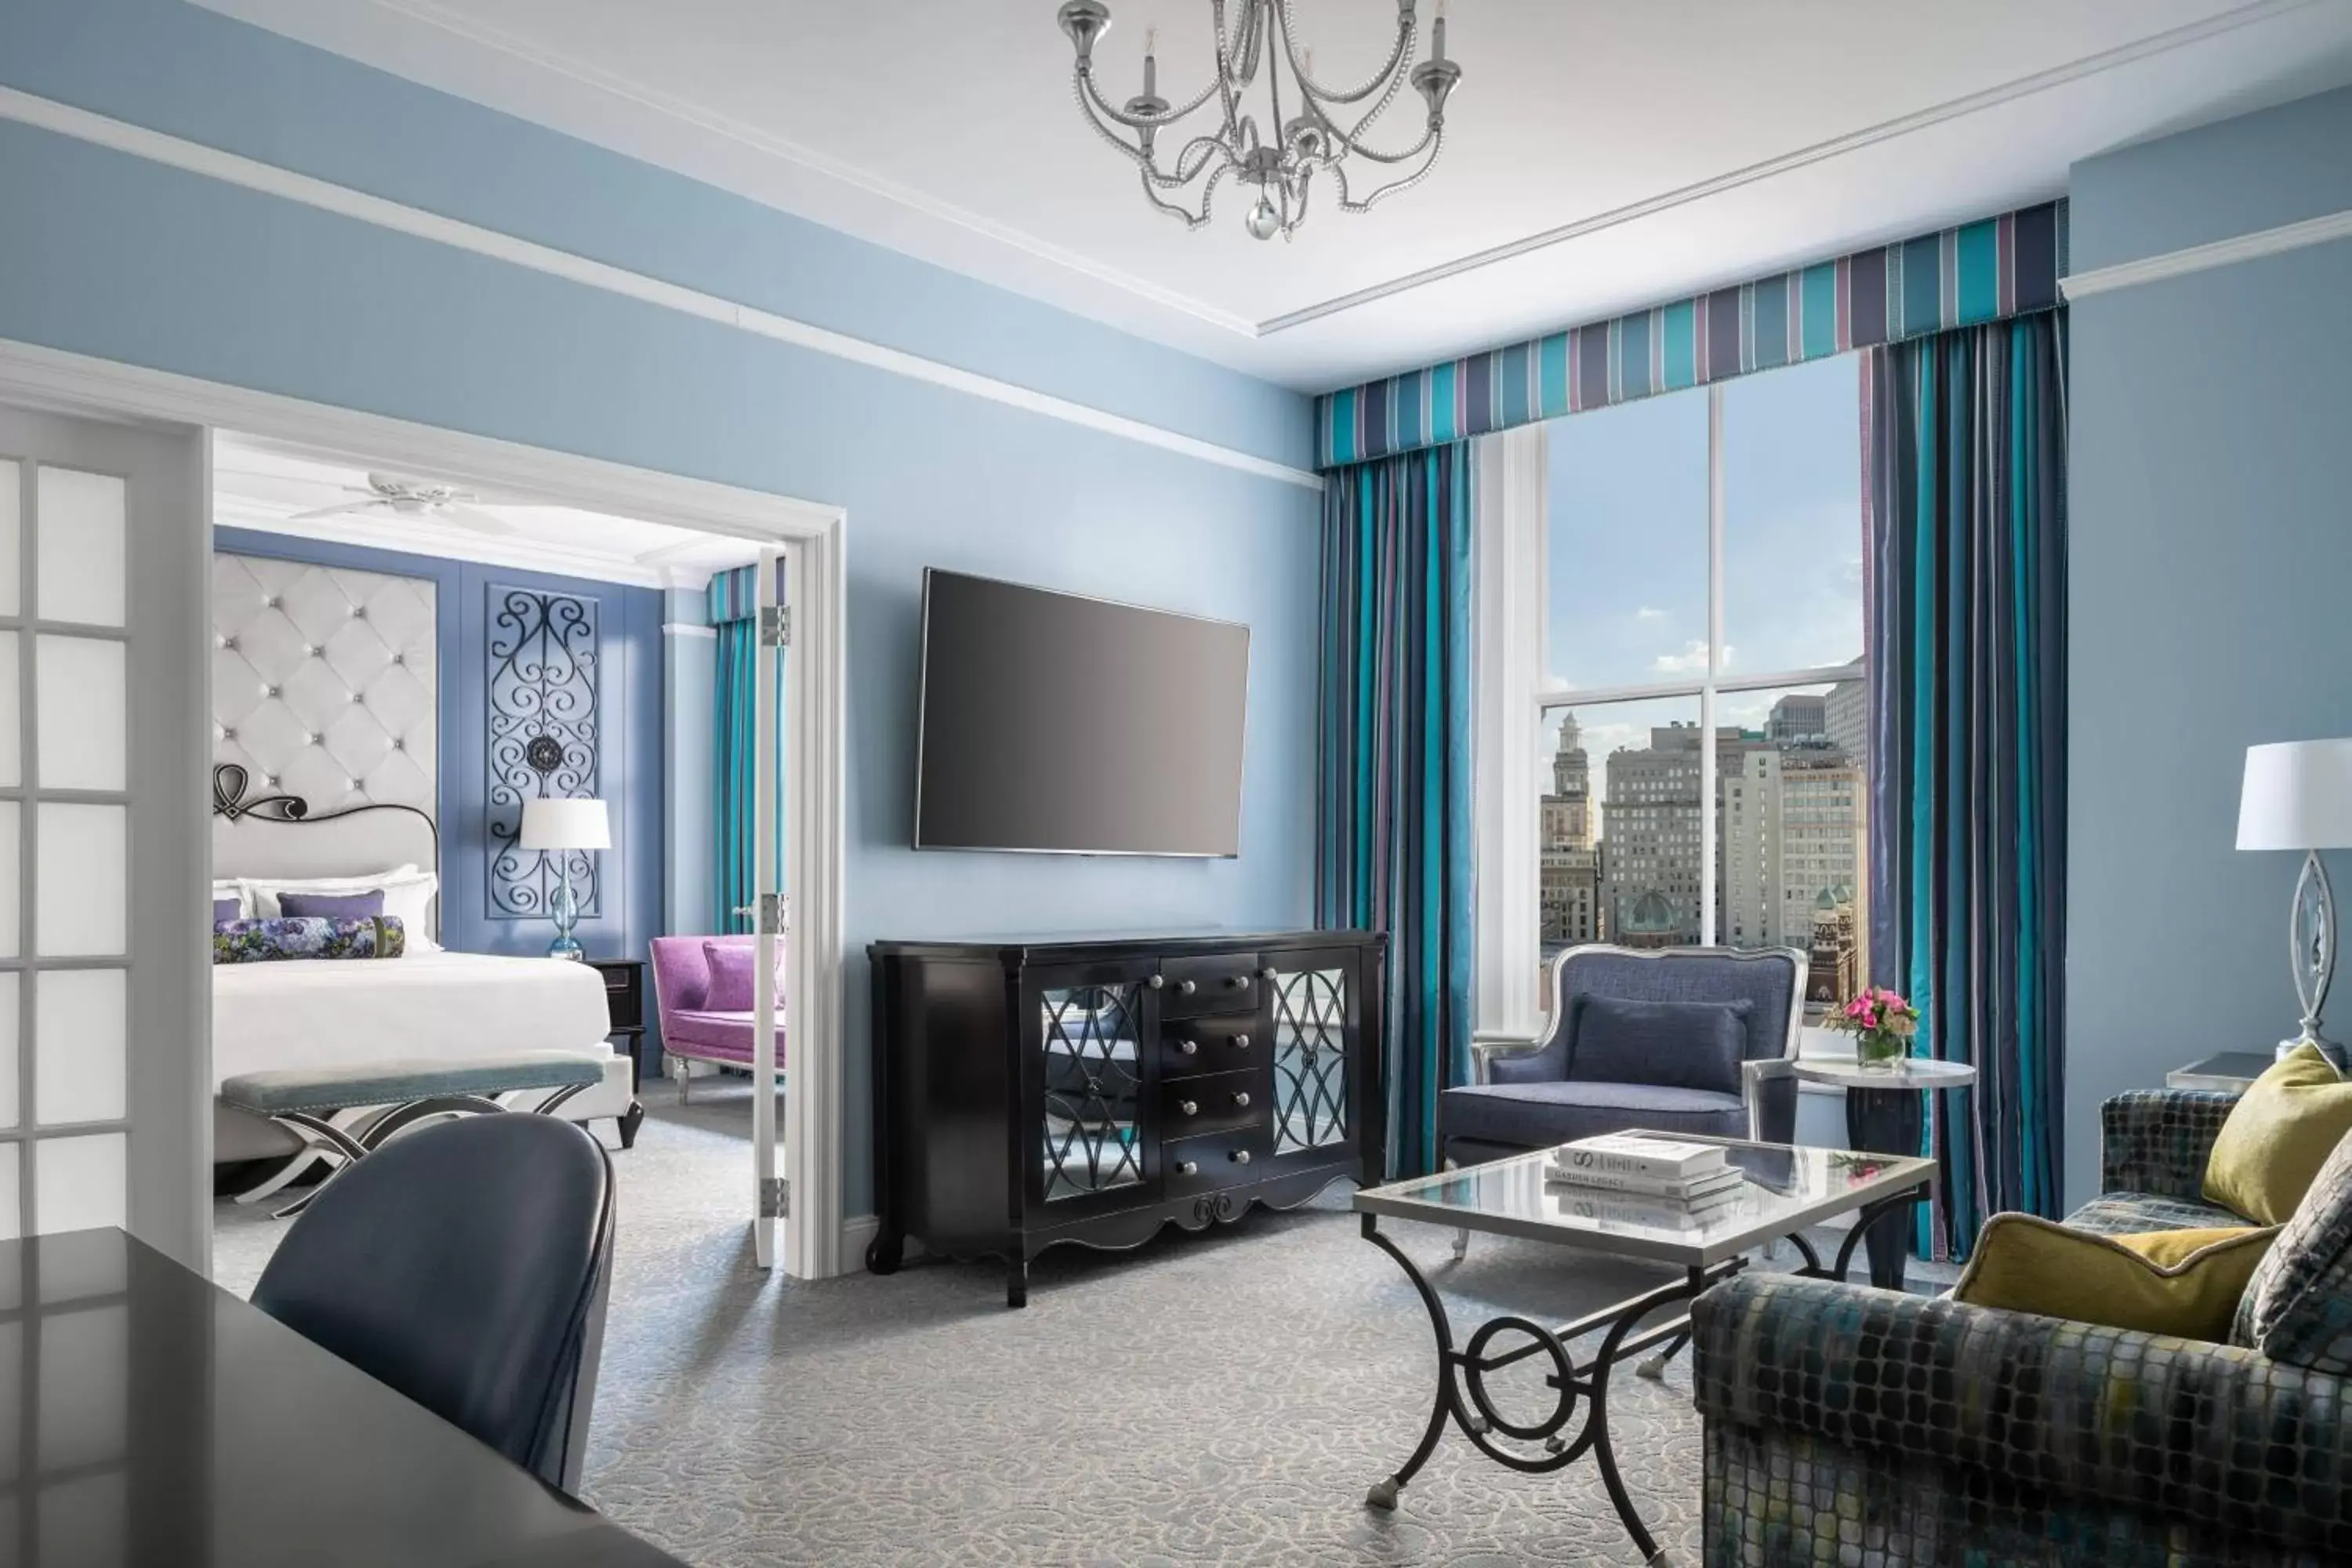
[1006,1256,1029,1309]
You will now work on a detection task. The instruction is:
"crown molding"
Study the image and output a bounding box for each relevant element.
[214,503,690,589]
[2060,205,2352,300]
[201,0,2321,343]
[0,85,1324,492]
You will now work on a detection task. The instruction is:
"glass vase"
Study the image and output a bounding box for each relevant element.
[1855,1031,1907,1072]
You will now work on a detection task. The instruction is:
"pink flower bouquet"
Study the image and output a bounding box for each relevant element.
[1828,985,1919,1070]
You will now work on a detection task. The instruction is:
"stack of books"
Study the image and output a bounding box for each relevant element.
[1544,1133,1744,1214]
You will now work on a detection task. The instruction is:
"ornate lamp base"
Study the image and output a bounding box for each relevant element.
[546,864,583,961]
[2283,848,2342,1067]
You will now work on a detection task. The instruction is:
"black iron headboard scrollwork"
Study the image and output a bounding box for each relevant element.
[210,763,441,870]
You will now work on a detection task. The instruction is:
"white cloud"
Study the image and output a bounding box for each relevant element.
[1653,641,1731,675]
[1635,605,1668,621]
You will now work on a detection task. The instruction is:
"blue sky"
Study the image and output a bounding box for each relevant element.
[1541,351,1864,793]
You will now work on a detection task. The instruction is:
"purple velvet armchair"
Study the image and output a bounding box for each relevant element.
[648,935,787,1100]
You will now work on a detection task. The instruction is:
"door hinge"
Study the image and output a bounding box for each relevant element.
[760,1176,790,1219]
[757,892,789,935]
[760,605,791,648]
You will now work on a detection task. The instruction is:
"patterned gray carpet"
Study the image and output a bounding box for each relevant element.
[215,1085,1922,1566]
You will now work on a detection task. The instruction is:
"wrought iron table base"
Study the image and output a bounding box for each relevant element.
[1360,1187,1924,1565]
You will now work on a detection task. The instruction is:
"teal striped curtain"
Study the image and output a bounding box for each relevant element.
[708,566,785,935]
[1317,444,1474,1179]
[1864,310,2068,1260]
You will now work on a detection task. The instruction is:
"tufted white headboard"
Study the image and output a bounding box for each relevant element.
[212,554,437,815]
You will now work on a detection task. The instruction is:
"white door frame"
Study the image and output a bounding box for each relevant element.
[0,336,852,1282]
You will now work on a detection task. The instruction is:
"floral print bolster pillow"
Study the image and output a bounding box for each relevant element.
[213,916,407,964]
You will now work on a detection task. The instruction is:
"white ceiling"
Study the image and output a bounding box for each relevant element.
[198,0,2352,390]
[213,435,760,589]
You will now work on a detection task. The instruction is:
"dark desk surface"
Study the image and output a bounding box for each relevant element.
[1,1227,686,1568]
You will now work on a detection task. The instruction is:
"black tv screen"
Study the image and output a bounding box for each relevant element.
[914,570,1250,857]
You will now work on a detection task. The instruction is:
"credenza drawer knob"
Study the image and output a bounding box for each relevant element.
[1232,1034,1250,1050]
[1178,1099,1199,1116]
[1260,967,1278,981]
[1148,974,1164,989]
[1226,974,1251,989]
[1230,1149,1252,1165]
[1178,1039,1199,1055]
[1232,1091,1252,1109]
[1177,978,1198,996]
[1174,1160,1198,1177]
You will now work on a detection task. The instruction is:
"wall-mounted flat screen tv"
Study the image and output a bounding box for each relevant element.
[914,569,1250,857]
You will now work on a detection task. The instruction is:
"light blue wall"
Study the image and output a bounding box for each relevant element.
[2065,84,2352,1208]
[0,0,1323,1216]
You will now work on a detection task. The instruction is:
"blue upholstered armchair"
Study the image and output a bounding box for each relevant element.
[1440,944,1806,1171]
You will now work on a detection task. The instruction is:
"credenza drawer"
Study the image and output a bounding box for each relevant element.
[1160,1014,1258,1077]
[1159,1069,1261,1138]
[1159,953,1261,1018]
[1163,1126,1269,1196]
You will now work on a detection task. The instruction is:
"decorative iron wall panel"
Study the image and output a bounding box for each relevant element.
[486,586,601,919]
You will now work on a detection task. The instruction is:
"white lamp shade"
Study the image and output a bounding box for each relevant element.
[2237,741,2352,851]
[520,797,611,851]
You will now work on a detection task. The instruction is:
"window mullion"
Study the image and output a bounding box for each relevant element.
[1700,384,1724,948]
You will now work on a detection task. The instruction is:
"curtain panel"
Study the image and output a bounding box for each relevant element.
[1319,201,2064,468]
[707,565,784,935]
[1316,444,1475,1179]
[1864,310,2069,1261]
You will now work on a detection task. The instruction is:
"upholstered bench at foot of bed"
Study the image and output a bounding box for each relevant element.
[222,1051,609,1218]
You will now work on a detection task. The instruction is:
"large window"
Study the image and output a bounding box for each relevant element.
[1534,355,1866,1016]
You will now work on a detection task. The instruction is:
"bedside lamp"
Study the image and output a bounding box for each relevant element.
[521,797,609,960]
[2237,740,2352,1064]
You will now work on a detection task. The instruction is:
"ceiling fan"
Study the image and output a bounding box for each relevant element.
[285,473,518,537]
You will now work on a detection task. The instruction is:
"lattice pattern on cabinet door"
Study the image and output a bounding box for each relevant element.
[1272,967,1349,1153]
[1040,982,1145,1201]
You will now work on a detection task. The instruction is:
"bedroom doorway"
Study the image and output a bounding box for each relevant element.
[202,429,823,1281]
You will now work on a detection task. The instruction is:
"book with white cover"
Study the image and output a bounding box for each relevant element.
[1552,1185,1746,1232]
[1548,1131,1727,1183]
[1544,1164,1744,1200]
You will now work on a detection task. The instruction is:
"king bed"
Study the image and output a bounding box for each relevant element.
[210,764,641,1164]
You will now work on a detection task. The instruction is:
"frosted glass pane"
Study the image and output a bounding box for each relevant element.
[37,804,125,956]
[38,1472,125,1568]
[0,634,19,787]
[0,1145,16,1242]
[0,459,19,617]
[0,975,18,1131]
[34,467,126,627]
[34,1132,125,1235]
[0,1323,16,1473]
[0,802,19,959]
[36,970,123,1127]
[37,636,125,791]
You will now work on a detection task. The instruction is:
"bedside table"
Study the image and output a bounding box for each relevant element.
[585,956,647,1094]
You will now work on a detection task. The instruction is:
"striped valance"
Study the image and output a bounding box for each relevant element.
[706,562,778,625]
[1316,199,2066,468]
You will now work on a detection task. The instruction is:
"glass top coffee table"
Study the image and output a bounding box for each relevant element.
[1352,1136,1933,1566]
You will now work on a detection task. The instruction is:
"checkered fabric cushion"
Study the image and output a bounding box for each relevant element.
[2235,1129,2352,1368]
[2100,1088,2239,1202]
[1693,1272,2352,1563]
[2062,1191,2248,1236]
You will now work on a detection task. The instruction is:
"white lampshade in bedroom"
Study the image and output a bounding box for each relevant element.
[520,797,611,851]
[2238,741,2352,851]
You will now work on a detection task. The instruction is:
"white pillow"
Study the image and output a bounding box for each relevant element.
[241,866,441,953]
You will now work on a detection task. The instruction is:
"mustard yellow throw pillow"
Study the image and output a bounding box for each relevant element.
[2203,1044,2352,1225]
[1952,1214,2278,1341]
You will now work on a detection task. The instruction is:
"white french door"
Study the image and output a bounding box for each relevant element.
[0,403,207,1265]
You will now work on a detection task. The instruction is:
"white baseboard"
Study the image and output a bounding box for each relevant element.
[837,1212,924,1270]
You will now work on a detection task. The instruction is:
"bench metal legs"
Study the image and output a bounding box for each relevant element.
[238,1083,594,1219]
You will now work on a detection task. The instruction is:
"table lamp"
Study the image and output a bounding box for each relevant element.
[2237,740,2352,1064]
[520,797,609,960]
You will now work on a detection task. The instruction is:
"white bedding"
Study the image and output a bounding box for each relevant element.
[212,949,613,1088]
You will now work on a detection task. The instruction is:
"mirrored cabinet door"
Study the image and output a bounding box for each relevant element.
[1267,955,1355,1157]
[1035,973,1151,1204]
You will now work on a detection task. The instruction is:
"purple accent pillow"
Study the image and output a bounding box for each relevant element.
[702,941,785,1012]
[213,897,240,927]
[280,889,387,920]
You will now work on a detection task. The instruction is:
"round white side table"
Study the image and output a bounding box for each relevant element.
[1790,1058,1978,1290]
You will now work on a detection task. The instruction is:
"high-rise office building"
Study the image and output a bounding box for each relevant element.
[1766,693,1828,742]
[1825,665,1868,761]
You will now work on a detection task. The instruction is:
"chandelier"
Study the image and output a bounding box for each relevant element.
[1055,0,1461,241]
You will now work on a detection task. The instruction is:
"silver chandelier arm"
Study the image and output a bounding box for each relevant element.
[1076,60,1221,132]
[1330,127,1444,215]
[1275,0,1414,105]
[1069,71,1234,194]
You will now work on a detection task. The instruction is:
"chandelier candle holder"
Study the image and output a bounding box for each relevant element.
[1056,0,1461,241]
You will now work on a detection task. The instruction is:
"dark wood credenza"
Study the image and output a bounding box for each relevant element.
[866,930,1387,1306]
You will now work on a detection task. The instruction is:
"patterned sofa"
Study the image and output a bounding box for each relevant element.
[1693,1087,2352,1566]
[648,935,787,1097]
